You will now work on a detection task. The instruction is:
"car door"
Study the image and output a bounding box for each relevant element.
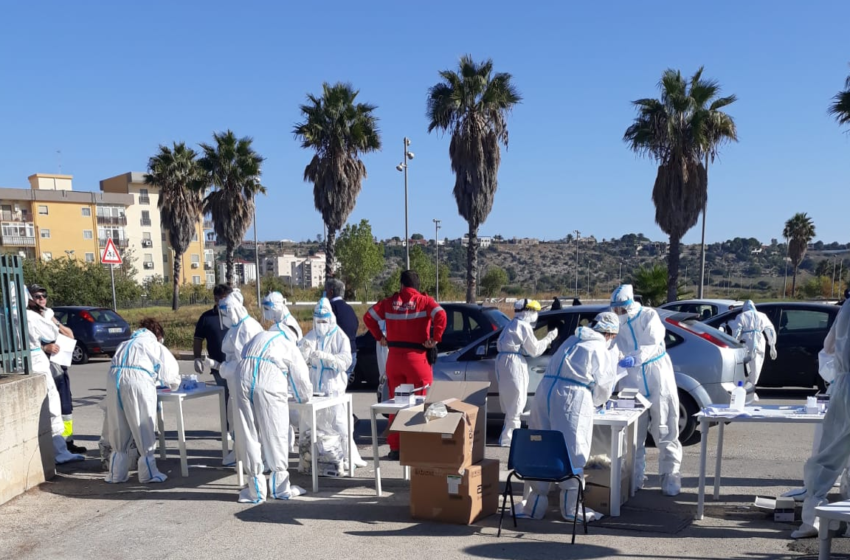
[771,306,833,388]
[526,313,577,400]
[460,331,499,392]
[439,309,468,352]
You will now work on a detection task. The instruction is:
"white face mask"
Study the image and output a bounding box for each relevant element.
[315,320,332,337]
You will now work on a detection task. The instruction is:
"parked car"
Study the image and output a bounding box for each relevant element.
[659,299,743,320]
[357,303,510,388]
[52,306,132,364]
[428,305,753,444]
[703,302,839,390]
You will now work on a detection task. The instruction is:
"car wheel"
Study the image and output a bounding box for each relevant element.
[72,344,89,365]
[678,390,699,445]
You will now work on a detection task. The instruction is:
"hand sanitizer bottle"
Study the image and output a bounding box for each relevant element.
[730,381,746,412]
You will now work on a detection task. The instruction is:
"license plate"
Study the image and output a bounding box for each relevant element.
[109,327,123,334]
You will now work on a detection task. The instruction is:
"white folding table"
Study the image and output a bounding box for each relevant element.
[592,406,650,517]
[815,500,850,560]
[370,398,423,497]
[287,394,354,493]
[696,404,824,520]
[156,384,227,477]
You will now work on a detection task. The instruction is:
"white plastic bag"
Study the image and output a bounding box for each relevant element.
[819,349,836,385]
[424,402,448,422]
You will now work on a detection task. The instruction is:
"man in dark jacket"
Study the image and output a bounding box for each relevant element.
[326,278,359,383]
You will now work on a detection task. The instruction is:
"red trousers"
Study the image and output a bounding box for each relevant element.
[387,349,433,451]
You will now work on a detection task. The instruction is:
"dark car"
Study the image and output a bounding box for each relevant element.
[353,303,510,388]
[703,302,839,389]
[52,306,132,364]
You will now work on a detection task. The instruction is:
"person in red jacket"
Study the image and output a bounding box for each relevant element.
[364,270,447,460]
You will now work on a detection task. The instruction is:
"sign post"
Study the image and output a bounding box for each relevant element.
[101,238,123,310]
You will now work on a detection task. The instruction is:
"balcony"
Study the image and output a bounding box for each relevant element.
[97,215,127,226]
[203,220,213,230]
[140,218,152,227]
[204,261,213,270]
[139,195,151,205]
[205,240,216,248]
[0,234,36,247]
[98,238,129,249]
[0,211,32,222]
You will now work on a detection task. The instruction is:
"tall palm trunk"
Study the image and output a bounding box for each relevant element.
[466,223,478,303]
[325,228,336,280]
[225,242,235,287]
[172,250,183,311]
[666,235,681,304]
[698,153,709,299]
[792,264,799,297]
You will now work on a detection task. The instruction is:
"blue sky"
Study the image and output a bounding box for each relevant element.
[1,1,848,245]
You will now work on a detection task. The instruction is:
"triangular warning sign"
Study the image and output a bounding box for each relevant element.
[101,238,123,265]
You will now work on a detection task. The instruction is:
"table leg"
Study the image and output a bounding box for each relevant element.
[697,417,709,520]
[819,517,831,560]
[347,397,353,478]
[629,418,638,498]
[403,465,410,481]
[176,397,188,477]
[372,407,382,497]
[218,389,227,459]
[311,407,318,493]
[713,422,725,500]
[157,401,166,461]
[609,425,624,517]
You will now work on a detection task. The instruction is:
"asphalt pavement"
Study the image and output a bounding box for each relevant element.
[1,358,848,560]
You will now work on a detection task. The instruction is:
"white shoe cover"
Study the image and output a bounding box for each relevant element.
[53,435,85,464]
[791,523,818,539]
[239,474,267,503]
[105,451,131,483]
[138,455,167,483]
[661,473,682,496]
[223,450,237,467]
[781,487,807,502]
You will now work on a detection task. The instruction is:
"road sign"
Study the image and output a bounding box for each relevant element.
[101,238,123,265]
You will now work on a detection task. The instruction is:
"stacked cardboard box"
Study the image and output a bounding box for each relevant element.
[390,381,498,525]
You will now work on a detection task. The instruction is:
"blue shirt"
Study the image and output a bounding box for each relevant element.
[194,307,227,364]
[330,297,358,354]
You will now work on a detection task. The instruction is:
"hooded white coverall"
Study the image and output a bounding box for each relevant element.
[299,298,364,469]
[728,300,777,386]
[795,302,850,537]
[233,329,313,503]
[516,319,619,521]
[495,309,558,447]
[26,309,85,464]
[219,291,264,466]
[611,285,682,496]
[105,329,180,483]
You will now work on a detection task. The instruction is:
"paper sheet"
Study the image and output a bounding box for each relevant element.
[49,334,76,367]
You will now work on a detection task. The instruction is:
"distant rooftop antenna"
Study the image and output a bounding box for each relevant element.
[56,150,62,173]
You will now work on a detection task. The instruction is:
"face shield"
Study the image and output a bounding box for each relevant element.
[218,293,247,329]
[610,284,639,319]
[262,291,289,323]
[313,297,336,337]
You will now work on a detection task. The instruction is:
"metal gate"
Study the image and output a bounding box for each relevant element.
[0,255,30,374]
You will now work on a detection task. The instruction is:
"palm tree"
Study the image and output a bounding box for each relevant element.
[829,69,850,127]
[783,213,816,297]
[623,68,717,303]
[293,82,381,279]
[144,142,204,310]
[427,55,521,303]
[198,131,265,287]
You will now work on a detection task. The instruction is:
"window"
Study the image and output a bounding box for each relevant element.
[193,275,201,285]
[85,252,95,263]
[40,229,50,238]
[141,210,151,226]
[81,207,91,217]
[42,252,52,261]
[139,188,150,205]
[206,272,215,285]
[191,254,200,263]
[142,232,151,241]
[2,223,34,237]
[779,309,831,333]
[83,230,93,239]
[191,231,198,242]
[144,254,154,263]
[161,231,167,241]
[38,205,48,215]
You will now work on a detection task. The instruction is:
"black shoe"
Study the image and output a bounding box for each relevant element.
[386,450,400,461]
[67,441,87,454]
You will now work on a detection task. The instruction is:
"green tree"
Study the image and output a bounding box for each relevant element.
[144,142,204,310]
[829,69,850,127]
[23,257,141,308]
[381,245,447,297]
[198,130,266,287]
[480,267,508,297]
[293,82,381,279]
[632,264,669,307]
[624,68,726,302]
[426,55,521,303]
[335,219,384,299]
[783,212,816,297]
[411,233,424,240]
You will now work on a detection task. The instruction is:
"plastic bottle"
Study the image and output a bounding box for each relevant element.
[729,381,746,412]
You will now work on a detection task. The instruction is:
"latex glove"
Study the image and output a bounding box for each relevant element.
[194,359,205,374]
[546,328,559,344]
[619,356,636,369]
[770,346,778,361]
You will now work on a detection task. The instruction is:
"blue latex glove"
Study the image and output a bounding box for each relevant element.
[618,356,636,369]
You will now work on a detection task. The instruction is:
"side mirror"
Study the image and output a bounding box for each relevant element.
[718,325,727,334]
[475,345,486,357]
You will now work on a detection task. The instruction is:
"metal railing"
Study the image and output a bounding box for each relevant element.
[98,238,129,248]
[203,220,213,229]
[0,235,36,247]
[96,215,127,226]
[140,218,152,227]
[0,211,31,222]
[205,240,216,248]
[0,255,31,374]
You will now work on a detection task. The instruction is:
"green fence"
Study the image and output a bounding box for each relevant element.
[0,256,31,374]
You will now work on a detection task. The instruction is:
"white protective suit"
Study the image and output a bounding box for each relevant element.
[299,298,364,469]
[105,329,180,483]
[26,309,85,464]
[233,329,313,503]
[728,300,777,386]
[795,303,850,537]
[495,302,558,447]
[611,285,683,496]
[219,291,264,466]
[516,313,620,521]
[263,291,303,342]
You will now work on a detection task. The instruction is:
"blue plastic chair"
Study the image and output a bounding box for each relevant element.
[497,429,587,543]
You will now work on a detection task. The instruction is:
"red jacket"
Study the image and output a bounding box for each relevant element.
[364,287,447,346]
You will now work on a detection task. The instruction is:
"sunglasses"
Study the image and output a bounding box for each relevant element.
[33,294,47,300]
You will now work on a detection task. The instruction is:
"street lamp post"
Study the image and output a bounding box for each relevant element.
[573,230,580,297]
[396,137,414,269]
[433,219,441,301]
[782,237,789,299]
[253,207,260,308]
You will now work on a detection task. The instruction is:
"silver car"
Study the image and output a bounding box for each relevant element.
[432,305,755,444]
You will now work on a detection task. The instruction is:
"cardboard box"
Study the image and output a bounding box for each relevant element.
[774,497,796,523]
[425,381,489,464]
[410,459,500,524]
[391,398,481,471]
[583,465,630,516]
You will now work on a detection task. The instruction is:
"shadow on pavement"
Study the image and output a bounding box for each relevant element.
[463,542,619,559]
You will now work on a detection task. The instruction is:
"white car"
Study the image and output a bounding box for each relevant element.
[659,299,743,321]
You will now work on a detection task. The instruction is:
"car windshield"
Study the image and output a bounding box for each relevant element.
[86,309,123,323]
[680,318,742,347]
[484,309,510,329]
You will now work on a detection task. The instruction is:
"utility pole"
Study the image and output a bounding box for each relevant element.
[782,237,789,299]
[832,258,838,299]
[573,230,580,297]
[396,138,414,269]
[433,219,441,301]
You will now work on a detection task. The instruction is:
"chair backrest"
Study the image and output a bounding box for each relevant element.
[508,429,575,480]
